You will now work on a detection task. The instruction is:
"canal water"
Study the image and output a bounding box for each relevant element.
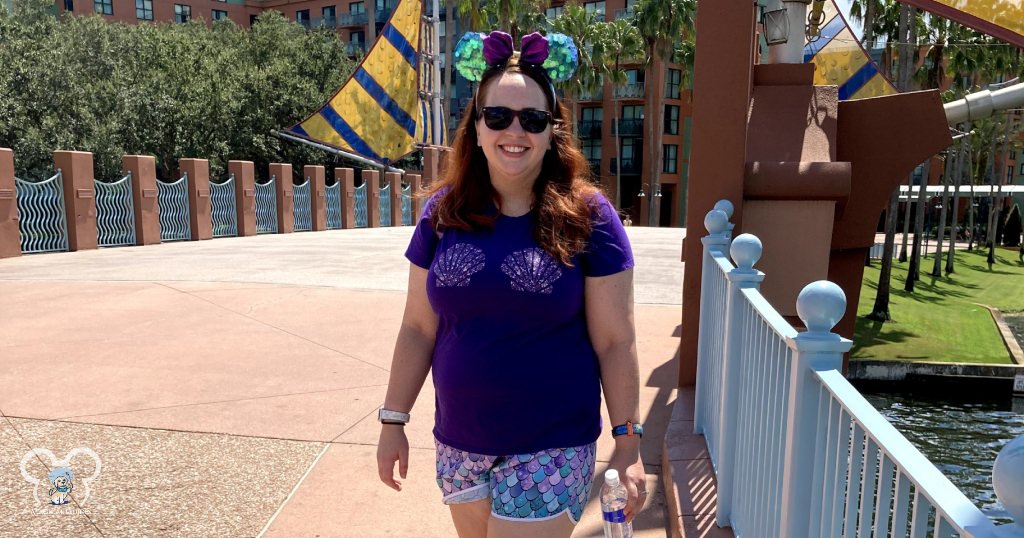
[860,390,1024,525]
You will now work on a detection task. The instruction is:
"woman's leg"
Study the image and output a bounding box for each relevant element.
[450,498,492,538]
[487,512,576,538]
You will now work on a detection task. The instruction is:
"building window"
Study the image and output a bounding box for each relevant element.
[212,9,228,20]
[64,0,74,12]
[663,144,678,174]
[296,9,310,27]
[438,20,445,37]
[174,4,191,23]
[1021,162,1024,175]
[350,1,365,13]
[664,105,679,135]
[545,6,563,18]
[250,14,258,25]
[581,107,602,122]
[582,139,601,160]
[135,0,152,20]
[666,69,682,100]
[584,1,605,18]
[322,5,336,25]
[1009,166,1015,182]
[94,0,112,15]
[621,138,638,162]
[351,30,365,44]
[621,105,643,120]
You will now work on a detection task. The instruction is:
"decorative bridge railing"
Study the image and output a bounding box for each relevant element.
[7,161,422,255]
[694,200,1023,538]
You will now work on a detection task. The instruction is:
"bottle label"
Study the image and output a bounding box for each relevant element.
[603,508,626,523]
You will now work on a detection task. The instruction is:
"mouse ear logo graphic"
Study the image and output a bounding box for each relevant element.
[20,448,102,507]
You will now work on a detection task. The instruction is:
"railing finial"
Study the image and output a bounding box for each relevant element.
[729,233,762,271]
[704,208,729,235]
[713,199,734,219]
[994,434,1024,530]
[796,280,847,334]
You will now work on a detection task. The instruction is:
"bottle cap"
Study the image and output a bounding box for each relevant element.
[604,469,620,486]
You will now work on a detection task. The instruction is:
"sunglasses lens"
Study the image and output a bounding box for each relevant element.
[519,110,551,134]
[482,107,514,130]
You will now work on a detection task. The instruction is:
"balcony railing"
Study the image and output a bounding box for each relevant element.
[311,15,337,28]
[587,158,602,175]
[610,157,642,175]
[614,82,645,99]
[613,118,644,137]
[338,12,368,26]
[346,42,367,56]
[614,7,634,19]
[577,120,602,139]
[578,88,604,101]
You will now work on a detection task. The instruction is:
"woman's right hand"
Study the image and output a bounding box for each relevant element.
[377,425,410,491]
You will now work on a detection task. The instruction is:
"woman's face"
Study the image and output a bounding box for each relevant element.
[476,72,553,189]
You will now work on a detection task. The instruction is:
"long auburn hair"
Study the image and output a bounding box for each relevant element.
[428,56,601,266]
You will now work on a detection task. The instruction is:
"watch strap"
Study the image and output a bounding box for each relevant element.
[378,407,411,424]
[611,421,643,437]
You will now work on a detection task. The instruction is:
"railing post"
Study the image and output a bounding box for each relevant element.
[0,148,20,258]
[123,155,160,246]
[180,159,211,241]
[336,168,356,229]
[306,165,327,231]
[229,160,256,237]
[779,281,852,537]
[715,233,766,527]
[363,169,380,228]
[422,147,441,188]
[714,199,736,239]
[387,172,402,227]
[270,163,293,234]
[53,150,97,252]
[693,206,731,436]
[407,173,423,220]
[994,434,1024,536]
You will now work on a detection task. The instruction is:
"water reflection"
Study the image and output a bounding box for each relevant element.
[860,391,1024,525]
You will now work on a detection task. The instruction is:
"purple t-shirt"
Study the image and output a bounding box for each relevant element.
[405,191,634,455]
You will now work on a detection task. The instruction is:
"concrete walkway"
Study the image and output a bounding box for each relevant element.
[0,226,686,537]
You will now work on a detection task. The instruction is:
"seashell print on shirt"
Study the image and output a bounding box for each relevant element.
[433,243,486,287]
[501,248,563,294]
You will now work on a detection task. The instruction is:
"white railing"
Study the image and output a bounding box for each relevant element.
[693,201,1024,538]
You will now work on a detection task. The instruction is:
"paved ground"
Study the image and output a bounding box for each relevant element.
[0,226,686,537]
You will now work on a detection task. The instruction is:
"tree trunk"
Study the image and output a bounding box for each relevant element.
[906,160,929,290]
[614,60,622,210]
[367,0,377,44]
[932,152,953,276]
[945,131,966,273]
[863,0,876,48]
[645,53,657,226]
[899,172,913,261]
[443,0,453,137]
[868,189,900,321]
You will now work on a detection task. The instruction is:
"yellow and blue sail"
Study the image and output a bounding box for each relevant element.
[285,0,444,166]
[804,0,897,100]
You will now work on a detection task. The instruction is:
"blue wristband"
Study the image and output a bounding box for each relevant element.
[611,421,643,438]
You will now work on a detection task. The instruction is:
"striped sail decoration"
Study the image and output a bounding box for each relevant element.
[898,0,1023,48]
[804,1,897,100]
[283,0,445,168]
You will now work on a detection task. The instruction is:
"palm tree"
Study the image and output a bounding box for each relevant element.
[601,19,643,207]
[632,0,695,226]
[550,5,607,129]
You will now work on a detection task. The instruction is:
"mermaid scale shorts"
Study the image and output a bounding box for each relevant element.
[435,439,597,523]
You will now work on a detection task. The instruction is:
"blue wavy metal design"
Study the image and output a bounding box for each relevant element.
[95,173,136,247]
[255,177,279,234]
[354,183,367,228]
[401,184,412,225]
[157,174,191,242]
[325,181,342,229]
[210,174,238,238]
[14,171,69,254]
[293,179,312,231]
[380,183,392,226]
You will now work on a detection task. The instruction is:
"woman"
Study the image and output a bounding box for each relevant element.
[376,31,646,538]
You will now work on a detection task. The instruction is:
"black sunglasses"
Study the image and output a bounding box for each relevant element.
[479,106,554,134]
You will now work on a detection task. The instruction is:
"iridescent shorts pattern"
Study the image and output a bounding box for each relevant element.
[434,439,597,523]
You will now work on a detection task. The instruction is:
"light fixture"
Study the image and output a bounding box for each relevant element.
[762,7,790,45]
[637,185,646,198]
[654,185,662,198]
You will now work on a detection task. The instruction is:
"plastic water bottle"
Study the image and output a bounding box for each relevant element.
[601,469,633,538]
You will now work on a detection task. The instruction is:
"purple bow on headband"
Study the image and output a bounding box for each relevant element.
[482,31,550,67]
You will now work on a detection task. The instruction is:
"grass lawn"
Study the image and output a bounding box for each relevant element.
[853,246,1024,363]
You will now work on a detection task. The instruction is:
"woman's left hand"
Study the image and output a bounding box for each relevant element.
[608,448,647,522]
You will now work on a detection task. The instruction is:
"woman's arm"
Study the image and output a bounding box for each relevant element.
[377,264,439,491]
[585,268,646,521]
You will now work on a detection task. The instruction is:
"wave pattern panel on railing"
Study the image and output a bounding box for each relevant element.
[325,181,342,230]
[95,172,136,247]
[14,172,69,253]
[293,180,312,231]
[210,174,238,238]
[732,290,795,537]
[354,183,367,228]
[255,177,278,234]
[380,183,391,227]
[157,175,191,242]
[401,184,412,225]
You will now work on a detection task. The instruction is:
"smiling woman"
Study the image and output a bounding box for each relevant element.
[375,30,648,538]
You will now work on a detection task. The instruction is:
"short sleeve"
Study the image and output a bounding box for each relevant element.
[404,192,443,269]
[581,193,635,277]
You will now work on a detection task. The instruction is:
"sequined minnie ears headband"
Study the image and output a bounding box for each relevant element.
[453,31,579,102]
